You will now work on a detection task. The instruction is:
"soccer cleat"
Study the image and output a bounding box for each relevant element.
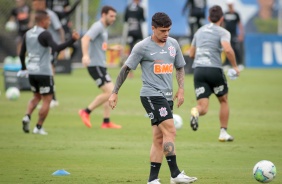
[101,122,122,129]
[22,115,30,133]
[170,171,197,184]
[50,100,59,108]
[78,109,92,128]
[218,129,234,142]
[33,127,48,135]
[190,107,199,131]
[147,179,161,184]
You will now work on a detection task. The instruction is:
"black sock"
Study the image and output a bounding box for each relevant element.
[166,155,180,178]
[103,118,110,123]
[36,124,42,129]
[26,114,31,120]
[148,162,161,182]
[52,93,56,101]
[84,108,91,114]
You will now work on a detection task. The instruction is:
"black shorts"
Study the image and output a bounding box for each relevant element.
[87,66,111,88]
[29,75,54,95]
[193,67,228,100]
[140,96,173,126]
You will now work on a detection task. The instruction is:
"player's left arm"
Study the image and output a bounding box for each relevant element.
[174,67,185,108]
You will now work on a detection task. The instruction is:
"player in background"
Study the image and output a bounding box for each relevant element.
[18,10,79,135]
[223,0,244,70]
[7,0,31,55]
[46,0,81,58]
[123,0,145,78]
[182,0,207,40]
[79,6,122,129]
[109,12,197,184]
[32,0,65,108]
[189,5,240,142]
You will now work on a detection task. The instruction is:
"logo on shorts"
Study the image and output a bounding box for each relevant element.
[195,87,205,97]
[40,86,50,94]
[95,78,102,86]
[214,85,224,94]
[159,107,168,117]
[168,46,176,57]
[148,112,154,119]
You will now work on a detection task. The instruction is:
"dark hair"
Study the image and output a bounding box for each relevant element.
[101,6,116,15]
[35,10,48,23]
[209,5,223,23]
[151,12,172,28]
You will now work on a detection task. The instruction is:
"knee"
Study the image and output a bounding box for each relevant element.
[153,135,163,148]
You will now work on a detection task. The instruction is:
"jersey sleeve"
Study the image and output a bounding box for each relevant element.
[85,22,103,40]
[49,10,62,30]
[124,41,144,70]
[173,39,186,68]
[221,29,231,42]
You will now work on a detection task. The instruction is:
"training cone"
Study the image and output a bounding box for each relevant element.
[52,169,70,176]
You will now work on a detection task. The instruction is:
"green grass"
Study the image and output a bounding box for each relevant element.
[0,67,282,184]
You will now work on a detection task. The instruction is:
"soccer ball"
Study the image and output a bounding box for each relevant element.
[5,21,17,32]
[173,114,183,130]
[253,160,277,183]
[6,87,20,101]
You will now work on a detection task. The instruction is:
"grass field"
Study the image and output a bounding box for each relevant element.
[0,67,281,184]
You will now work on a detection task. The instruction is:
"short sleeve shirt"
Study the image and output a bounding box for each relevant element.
[191,23,230,69]
[85,21,108,67]
[125,37,186,101]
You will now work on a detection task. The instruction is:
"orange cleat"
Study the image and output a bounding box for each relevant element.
[101,122,122,129]
[78,109,92,128]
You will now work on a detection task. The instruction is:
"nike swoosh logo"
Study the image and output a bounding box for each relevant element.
[150,52,158,55]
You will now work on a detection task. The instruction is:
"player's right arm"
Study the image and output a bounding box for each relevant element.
[81,35,91,66]
[108,65,131,109]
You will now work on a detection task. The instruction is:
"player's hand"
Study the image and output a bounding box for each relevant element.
[82,55,90,67]
[233,66,240,76]
[109,93,118,109]
[17,70,28,78]
[72,31,80,40]
[173,88,184,108]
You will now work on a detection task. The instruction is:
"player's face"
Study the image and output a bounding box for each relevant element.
[104,10,117,26]
[32,0,46,11]
[152,26,171,43]
[42,16,50,29]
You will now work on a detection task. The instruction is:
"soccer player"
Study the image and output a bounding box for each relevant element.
[124,0,145,54]
[182,0,207,40]
[223,0,244,68]
[8,0,31,55]
[18,10,79,135]
[32,0,66,108]
[78,6,122,129]
[109,12,197,184]
[123,0,145,78]
[188,5,240,142]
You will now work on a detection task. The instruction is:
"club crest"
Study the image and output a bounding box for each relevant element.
[168,46,176,57]
[159,107,168,117]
